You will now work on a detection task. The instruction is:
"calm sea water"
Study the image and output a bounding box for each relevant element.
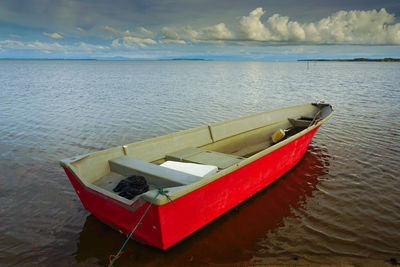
[0,60,399,266]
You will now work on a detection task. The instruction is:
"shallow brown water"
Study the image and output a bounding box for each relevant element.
[0,60,399,266]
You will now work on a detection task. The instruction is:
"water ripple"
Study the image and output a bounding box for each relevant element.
[0,60,399,266]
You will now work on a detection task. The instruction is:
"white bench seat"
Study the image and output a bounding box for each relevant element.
[109,156,203,187]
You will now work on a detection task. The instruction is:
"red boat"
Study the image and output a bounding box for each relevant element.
[61,103,333,249]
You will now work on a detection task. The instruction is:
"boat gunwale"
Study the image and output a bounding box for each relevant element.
[61,103,333,206]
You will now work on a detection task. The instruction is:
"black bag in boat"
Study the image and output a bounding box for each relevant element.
[113,175,149,199]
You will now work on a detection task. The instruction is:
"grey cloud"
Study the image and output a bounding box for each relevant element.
[159,27,186,44]
[161,27,181,40]
[1,0,399,36]
[137,27,154,37]
[2,0,399,47]
[76,27,86,33]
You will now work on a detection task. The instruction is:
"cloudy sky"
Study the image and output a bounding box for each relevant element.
[0,0,399,60]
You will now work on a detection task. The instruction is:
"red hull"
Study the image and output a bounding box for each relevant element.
[64,126,320,249]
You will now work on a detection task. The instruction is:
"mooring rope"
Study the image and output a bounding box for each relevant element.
[148,182,176,207]
[108,192,159,267]
[108,185,175,267]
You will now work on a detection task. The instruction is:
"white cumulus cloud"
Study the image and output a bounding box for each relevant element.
[239,8,271,41]
[43,32,63,39]
[201,23,234,40]
[158,7,400,45]
[112,36,156,48]
[101,26,157,48]
[160,23,234,44]
[0,40,109,51]
[239,8,400,44]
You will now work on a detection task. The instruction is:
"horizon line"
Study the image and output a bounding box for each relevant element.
[1,57,399,62]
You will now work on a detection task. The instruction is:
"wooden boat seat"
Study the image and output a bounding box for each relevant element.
[166,147,245,169]
[109,156,203,187]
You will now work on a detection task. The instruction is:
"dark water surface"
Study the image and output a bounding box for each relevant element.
[0,60,399,266]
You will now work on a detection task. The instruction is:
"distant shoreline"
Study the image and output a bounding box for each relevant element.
[0,58,208,61]
[298,58,400,62]
[0,57,399,62]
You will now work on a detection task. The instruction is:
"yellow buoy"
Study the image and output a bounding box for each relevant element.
[272,128,285,143]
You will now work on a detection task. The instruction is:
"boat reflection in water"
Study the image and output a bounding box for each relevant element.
[75,143,331,266]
